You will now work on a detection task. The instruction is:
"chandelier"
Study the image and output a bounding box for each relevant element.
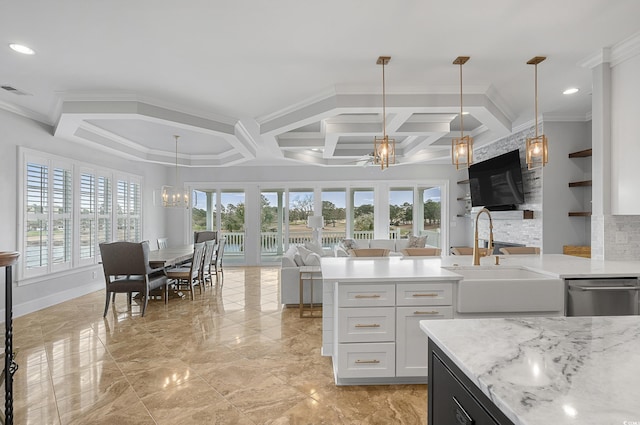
[373,56,395,170]
[452,56,473,169]
[525,56,548,170]
[161,135,190,208]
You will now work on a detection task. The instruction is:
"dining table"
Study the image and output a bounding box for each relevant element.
[148,244,195,268]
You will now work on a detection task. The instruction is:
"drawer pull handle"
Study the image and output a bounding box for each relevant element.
[412,293,438,297]
[355,294,381,299]
[355,324,381,328]
[355,359,381,364]
[414,311,440,315]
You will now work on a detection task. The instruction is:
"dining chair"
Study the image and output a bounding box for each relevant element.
[450,247,490,256]
[499,246,541,255]
[211,237,226,286]
[350,248,390,257]
[402,247,442,256]
[157,237,168,249]
[200,240,216,288]
[99,241,168,317]
[194,230,217,244]
[166,242,206,300]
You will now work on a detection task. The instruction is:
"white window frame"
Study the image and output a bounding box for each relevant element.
[18,148,143,284]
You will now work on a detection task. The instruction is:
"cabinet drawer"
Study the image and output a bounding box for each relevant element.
[337,342,395,378]
[338,307,395,342]
[396,282,452,306]
[338,284,395,307]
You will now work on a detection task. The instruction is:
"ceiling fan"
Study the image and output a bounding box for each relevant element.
[349,152,376,167]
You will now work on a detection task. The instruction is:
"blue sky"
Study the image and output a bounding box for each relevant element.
[193,187,441,210]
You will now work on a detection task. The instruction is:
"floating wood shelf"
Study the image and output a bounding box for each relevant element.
[568,149,592,158]
[457,179,469,184]
[569,180,592,187]
[569,212,592,217]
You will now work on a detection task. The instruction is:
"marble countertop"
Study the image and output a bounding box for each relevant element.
[421,316,640,425]
[321,254,640,281]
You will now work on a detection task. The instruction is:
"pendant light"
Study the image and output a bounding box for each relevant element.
[525,56,548,170]
[373,56,395,170]
[161,135,190,208]
[452,56,473,170]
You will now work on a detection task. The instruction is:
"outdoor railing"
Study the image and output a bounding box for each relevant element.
[223,227,440,256]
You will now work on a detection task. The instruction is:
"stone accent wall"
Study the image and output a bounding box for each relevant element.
[473,124,543,248]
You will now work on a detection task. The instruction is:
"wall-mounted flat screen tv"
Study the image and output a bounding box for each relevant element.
[468,149,525,210]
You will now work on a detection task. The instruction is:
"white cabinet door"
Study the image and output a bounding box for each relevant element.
[396,306,453,377]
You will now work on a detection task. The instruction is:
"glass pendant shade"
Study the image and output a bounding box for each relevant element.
[373,56,395,170]
[452,56,473,169]
[525,56,549,170]
[452,135,473,170]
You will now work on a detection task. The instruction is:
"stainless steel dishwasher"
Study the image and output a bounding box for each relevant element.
[566,278,640,316]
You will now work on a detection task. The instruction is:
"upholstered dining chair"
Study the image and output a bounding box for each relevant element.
[99,241,168,317]
[157,237,168,249]
[402,247,442,256]
[499,246,541,255]
[200,240,216,288]
[211,237,226,286]
[450,247,490,256]
[350,248,390,257]
[194,230,217,244]
[166,242,206,300]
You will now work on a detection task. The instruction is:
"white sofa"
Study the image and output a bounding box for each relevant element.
[280,243,329,305]
[334,238,416,257]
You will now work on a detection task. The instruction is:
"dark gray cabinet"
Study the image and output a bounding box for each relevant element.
[428,340,515,425]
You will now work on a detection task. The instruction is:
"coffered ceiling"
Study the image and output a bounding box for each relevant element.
[2,0,639,168]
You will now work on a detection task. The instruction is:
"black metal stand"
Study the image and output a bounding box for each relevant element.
[1,252,19,425]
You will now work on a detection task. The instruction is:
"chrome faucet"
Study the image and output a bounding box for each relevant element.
[473,208,494,266]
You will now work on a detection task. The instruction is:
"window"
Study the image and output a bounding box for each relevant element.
[389,188,414,239]
[351,188,374,240]
[24,159,73,276]
[322,189,346,248]
[116,178,141,242]
[20,149,141,281]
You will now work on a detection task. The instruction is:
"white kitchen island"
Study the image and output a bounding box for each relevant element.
[421,316,640,425]
[321,254,640,386]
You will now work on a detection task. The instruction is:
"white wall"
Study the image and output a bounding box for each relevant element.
[0,108,167,317]
[543,121,592,253]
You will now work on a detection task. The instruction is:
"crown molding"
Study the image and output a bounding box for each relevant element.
[579,31,640,69]
[0,99,53,125]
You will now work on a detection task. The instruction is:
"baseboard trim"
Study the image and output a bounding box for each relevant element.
[0,281,104,322]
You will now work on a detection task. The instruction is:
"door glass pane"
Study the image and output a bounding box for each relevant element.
[420,186,442,248]
[390,188,413,239]
[288,189,314,245]
[321,189,346,248]
[352,189,374,240]
[192,190,217,232]
[260,190,285,262]
[221,191,245,262]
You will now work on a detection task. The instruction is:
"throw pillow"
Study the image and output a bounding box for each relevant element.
[341,238,358,250]
[292,246,305,266]
[304,239,324,256]
[297,245,321,266]
[408,235,427,248]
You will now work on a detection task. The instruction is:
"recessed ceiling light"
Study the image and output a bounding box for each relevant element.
[563,87,579,95]
[461,111,470,115]
[9,43,35,55]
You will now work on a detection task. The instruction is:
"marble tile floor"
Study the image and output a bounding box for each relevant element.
[11,267,427,424]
